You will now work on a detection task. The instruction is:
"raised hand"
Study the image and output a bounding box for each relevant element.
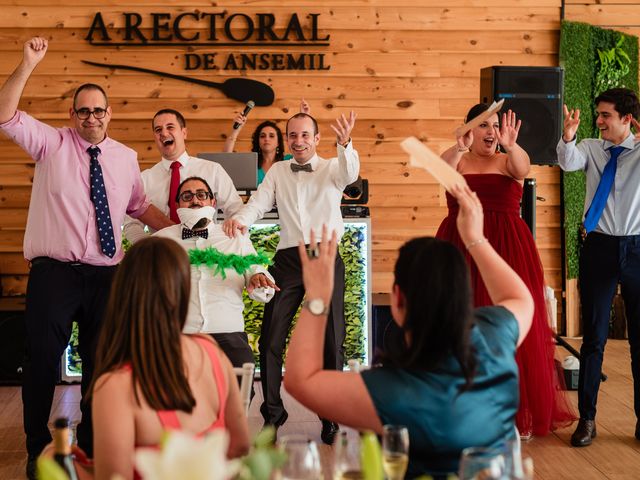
[495,109,522,152]
[232,112,247,130]
[23,37,48,68]
[563,104,581,142]
[300,98,311,114]
[456,129,473,152]
[297,225,337,303]
[330,111,357,147]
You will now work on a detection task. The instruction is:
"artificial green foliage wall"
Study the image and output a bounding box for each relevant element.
[559,21,639,279]
[244,224,368,367]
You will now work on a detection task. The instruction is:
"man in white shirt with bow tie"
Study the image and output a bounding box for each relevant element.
[155,176,276,377]
[223,111,358,444]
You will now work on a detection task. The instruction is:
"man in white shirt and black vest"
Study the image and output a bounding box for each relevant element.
[223,111,358,444]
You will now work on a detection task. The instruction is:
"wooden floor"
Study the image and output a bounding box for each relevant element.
[0,338,638,479]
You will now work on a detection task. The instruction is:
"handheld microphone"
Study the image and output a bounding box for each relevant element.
[233,100,255,129]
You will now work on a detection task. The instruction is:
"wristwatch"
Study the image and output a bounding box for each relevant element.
[304,298,330,316]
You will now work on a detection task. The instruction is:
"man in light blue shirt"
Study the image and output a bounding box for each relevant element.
[557,88,640,447]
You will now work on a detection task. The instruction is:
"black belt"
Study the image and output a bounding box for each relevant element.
[30,256,110,268]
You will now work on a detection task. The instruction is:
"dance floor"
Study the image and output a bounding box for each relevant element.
[0,338,637,479]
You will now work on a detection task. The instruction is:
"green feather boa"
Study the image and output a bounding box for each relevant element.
[188,246,272,279]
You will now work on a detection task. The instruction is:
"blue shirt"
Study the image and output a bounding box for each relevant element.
[361,306,519,477]
[557,133,640,236]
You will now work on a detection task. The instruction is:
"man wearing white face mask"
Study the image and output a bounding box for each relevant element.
[154,176,277,373]
[124,108,243,243]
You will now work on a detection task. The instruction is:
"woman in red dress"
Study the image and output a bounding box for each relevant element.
[436,103,575,437]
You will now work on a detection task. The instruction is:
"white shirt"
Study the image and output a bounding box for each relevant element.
[557,133,640,235]
[124,151,244,243]
[154,223,273,334]
[232,142,359,249]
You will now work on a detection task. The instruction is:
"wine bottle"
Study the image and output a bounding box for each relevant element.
[53,417,79,480]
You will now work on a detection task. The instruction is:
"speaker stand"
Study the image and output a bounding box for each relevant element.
[521,178,607,383]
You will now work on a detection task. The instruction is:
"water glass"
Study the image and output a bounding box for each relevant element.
[458,446,506,480]
[334,431,363,480]
[501,439,534,479]
[382,425,409,480]
[279,434,322,480]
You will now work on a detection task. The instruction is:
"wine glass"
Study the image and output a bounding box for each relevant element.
[382,425,409,480]
[334,431,363,480]
[279,434,322,480]
[458,446,506,480]
[501,439,534,479]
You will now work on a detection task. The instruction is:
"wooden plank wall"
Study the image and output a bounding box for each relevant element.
[0,1,568,326]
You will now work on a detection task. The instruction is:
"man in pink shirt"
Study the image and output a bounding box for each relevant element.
[0,37,173,478]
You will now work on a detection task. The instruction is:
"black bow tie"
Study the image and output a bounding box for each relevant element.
[290,162,313,173]
[182,228,208,240]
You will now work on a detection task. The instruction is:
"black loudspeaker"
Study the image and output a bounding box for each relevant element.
[480,66,563,165]
[0,311,26,384]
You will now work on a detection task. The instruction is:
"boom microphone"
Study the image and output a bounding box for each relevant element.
[233,100,255,129]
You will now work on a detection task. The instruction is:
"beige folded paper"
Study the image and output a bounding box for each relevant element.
[400,137,466,192]
[454,98,505,138]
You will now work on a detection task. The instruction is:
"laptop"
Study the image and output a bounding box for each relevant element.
[197,152,258,191]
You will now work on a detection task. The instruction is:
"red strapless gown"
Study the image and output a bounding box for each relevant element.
[436,174,575,436]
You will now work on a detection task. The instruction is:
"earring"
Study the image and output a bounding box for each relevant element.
[276,147,280,154]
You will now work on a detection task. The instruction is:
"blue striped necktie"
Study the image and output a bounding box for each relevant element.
[583,145,625,234]
[88,146,117,258]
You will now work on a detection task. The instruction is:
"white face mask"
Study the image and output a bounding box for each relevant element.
[177,206,216,230]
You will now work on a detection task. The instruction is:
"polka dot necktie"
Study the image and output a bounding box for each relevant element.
[88,146,116,258]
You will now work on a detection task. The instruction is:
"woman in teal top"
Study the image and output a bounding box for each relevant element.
[283,184,534,478]
[225,102,309,184]
[251,120,292,184]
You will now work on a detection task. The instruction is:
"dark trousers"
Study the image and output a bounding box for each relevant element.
[578,232,640,420]
[259,246,345,424]
[210,331,255,399]
[22,258,116,457]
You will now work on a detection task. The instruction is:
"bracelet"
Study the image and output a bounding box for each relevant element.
[466,238,488,250]
[457,147,469,153]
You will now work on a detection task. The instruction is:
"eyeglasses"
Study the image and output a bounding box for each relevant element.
[179,190,214,202]
[74,108,108,120]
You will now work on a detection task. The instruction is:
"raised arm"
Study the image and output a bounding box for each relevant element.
[441,129,473,168]
[222,112,247,153]
[0,37,47,124]
[283,227,383,433]
[330,111,360,186]
[452,184,533,345]
[495,110,530,180]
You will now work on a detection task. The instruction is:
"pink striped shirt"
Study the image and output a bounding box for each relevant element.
[0,111,150,266]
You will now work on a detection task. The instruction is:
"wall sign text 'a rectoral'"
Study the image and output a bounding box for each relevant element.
[85,11,331,72]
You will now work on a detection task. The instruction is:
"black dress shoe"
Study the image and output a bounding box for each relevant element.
[320,420,339,445]
[26,454,37,480]
[571,419,596,447]
[635,419,640,440]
